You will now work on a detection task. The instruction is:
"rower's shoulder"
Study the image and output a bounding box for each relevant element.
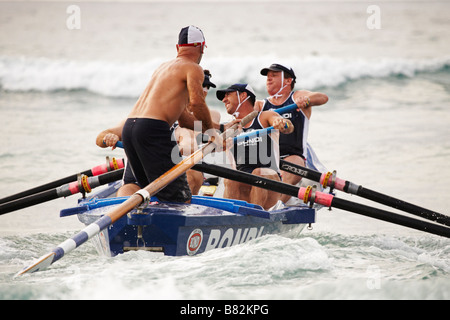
[159,58,201,74]
[171,57,202,71]
[176,60,204,83]
[292,89,312,97]
[254,99,265,111]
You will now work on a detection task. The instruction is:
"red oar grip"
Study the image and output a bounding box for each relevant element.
[91,157,125,176]
[298,187,334,207]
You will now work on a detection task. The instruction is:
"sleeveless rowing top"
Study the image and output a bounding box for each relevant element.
[262,91,309,159]
[231,113,279,173]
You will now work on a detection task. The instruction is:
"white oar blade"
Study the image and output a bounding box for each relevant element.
[15,252,55,277]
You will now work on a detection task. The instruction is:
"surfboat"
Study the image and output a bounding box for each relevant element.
[59,144,324,258]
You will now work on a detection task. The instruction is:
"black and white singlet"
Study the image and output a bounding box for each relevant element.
[261,92,309,160]
[231,112,279,174]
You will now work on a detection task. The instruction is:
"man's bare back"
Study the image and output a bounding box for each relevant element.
[128,49,213,132]
[118,26,213,203]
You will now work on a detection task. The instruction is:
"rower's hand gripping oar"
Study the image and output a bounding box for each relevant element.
[227,102,450,227]
[115,104,299,149]
[15,111,258,277]
[279,159,450,227]
[192,162,450,239]
[233,103,297,144]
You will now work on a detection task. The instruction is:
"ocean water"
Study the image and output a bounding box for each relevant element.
[1,0,450,301]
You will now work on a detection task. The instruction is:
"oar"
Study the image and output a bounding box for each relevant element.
[233,102,298,144]
[116,104,298,148]
[258,101,450,226]
[15,111,258,277]
[279,159,450,227]
[0,157,125,205]
[234,126,275,144]
[270,102,299,115]
[192,162,450,239]
[0,169,124,215]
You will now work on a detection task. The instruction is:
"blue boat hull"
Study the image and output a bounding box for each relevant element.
[61,182,316,257]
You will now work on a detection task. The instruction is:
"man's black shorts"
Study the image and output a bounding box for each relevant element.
[122,118,192,203]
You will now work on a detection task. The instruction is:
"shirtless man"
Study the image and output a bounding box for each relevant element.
[175,69,220,195]
[217,83,293,210]
[255,63,328,203]
[97,69,222,197]
[120,26,216,203]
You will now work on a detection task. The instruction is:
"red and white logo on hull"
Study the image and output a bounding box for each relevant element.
[187,229,203,256]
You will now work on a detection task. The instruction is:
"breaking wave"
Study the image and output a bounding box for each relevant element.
[1,55,449,98]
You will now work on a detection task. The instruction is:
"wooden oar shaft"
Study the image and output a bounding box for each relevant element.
[280,159,450,227]
[95,111,257,223]
[16,111,258,276]
[32,147,211,272]
[15,148,207,276]
[0,158,125,205]
[192,162,450,239]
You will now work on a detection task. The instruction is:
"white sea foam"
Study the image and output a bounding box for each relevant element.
[1,55,449,98]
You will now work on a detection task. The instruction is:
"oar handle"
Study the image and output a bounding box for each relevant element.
[233,127,274,144]
[112,106,298,150]
[233,122,290,144]
[113,105,298,149]
[232,103,297,144]
[272,103,298,114]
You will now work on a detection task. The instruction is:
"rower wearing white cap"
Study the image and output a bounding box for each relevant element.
[255,63,328,203]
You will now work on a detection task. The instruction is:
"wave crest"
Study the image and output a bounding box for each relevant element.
[1,55,449,98]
